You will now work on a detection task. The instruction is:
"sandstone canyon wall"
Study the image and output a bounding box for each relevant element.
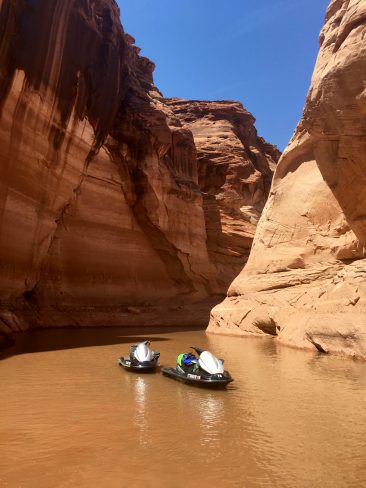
[0,0,279,337]
[166,99,279,290]
[208,0,366,360]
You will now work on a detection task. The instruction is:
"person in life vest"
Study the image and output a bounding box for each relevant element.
[176,352,199,373]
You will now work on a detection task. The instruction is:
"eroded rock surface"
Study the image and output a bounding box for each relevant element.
[167,99,280,289]
[0,0,278,334]
[208,0,366,360]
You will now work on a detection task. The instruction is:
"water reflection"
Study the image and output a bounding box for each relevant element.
[132,376,150,448]
[197,393,224,450]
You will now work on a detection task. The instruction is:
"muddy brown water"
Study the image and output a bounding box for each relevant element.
[1,328,366,488]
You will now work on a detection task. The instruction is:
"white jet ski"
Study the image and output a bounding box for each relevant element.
[162,346,233,388]
[118,340,160,372]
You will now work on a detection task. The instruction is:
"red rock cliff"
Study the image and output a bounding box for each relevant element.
[208,0,366,360]
[0,0,279,335]
[167,99,280,290]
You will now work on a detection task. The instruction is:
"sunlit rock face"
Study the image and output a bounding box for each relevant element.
[208,0,366,360]
[0,0,278,334]
[166,99,280,290]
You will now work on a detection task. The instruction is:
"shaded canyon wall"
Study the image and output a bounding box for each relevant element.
[0,0,279,336]
[208,0,366,360]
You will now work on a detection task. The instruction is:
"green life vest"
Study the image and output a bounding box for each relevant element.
[177,353,185,366]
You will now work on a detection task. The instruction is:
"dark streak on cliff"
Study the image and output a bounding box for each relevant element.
[0,0,279,333]
[0,0,125,152]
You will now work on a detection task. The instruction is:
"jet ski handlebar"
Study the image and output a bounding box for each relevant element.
[191,346,205,355]
[191,346,224,364]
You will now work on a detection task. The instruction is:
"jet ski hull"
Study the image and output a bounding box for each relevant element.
[118,357,158,372]
[161,367,233,388]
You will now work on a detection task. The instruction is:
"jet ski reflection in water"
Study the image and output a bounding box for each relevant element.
[118,340,160,372]
[162,347,233,387]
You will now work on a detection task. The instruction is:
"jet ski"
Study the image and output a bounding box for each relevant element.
[118,340,160,372]
[162,346,233,387]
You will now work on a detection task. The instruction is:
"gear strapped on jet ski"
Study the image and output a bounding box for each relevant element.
[162,347,233,387]
[118,340,160,372]
[176,352,199,373]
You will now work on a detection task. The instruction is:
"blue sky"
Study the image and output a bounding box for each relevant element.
[117,0,330,151]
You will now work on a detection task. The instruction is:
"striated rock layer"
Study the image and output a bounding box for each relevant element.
[208,0,366,360]
[166,99,280,290]
[0,0,279,336]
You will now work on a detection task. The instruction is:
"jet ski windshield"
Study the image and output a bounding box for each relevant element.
[198,350,224,375]
[133,341,154,362]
